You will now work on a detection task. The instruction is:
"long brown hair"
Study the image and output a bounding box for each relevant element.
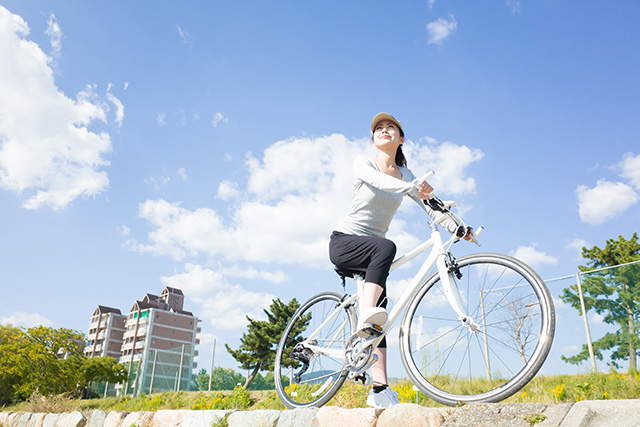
[396,145,407,168]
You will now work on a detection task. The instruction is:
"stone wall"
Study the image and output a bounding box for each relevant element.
[0,405,448,427]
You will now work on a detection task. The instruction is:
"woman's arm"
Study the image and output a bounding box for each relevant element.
[353,157,415,194]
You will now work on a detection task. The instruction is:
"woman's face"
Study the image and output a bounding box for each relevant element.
[373,120,404,150]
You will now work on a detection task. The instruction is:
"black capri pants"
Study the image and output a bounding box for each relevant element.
[329,231,397,348]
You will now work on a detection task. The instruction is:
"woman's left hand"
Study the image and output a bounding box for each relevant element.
[417,181,434,200]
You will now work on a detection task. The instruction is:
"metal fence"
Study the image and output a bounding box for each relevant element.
[91,344,198,397]
[544,260,640,372]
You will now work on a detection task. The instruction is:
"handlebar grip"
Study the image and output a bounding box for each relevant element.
[415,170,435,185]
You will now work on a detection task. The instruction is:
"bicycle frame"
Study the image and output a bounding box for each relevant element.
[302,221,472,361]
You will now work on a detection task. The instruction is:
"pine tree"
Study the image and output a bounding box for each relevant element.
[226,298,299,389]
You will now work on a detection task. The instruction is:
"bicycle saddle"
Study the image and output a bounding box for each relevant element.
[334,267,366,279]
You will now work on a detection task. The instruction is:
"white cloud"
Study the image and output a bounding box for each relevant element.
[0,7,113,210]
[619,152,640,189]
[212,112,229,128]
[566,238,587,261]
[427,0,436,9]
[408,138,483,195]
[426,14,458,46]
[506,0,522,15]
[157,112,166,126]
[510,244,558,269]
[127,134,483,269]
[161,264,276,330]
[127,133,482,334]
[217,180,239,201]
[45,13,63,58]
[560,345,579,354]
[144,175,171,191]
[118,224,131,237]
[176,24,193,49]
[107,92,125,127]
[219,265,289,283]
[566,238,587,251]
[576,180,639,225]
[0,311,54,328]
[178,168,187,181]
[590,312,605,325]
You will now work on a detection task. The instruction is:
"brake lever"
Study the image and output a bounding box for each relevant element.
[423,195,447,213]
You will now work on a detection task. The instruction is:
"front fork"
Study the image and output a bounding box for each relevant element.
[433,231,477,331]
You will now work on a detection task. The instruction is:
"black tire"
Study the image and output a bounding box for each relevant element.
[399,253,555,406]
[274,291,356,408]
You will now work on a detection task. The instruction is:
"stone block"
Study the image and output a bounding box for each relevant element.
[228,410,281,427]
[7,412,23,427]
[17,413,32,427]
[181,410,231,427]
[276,408,318,427]
[103,412,128,427]
[88,410,107,427]
[151,410,186,427]
[559,399,640,427]
[314,407,382,427]
[121,412,154,427]
[28,413,47,427]
[56,412,86,427]
[0,413,12,427]
[377,404,445,427]
[42,413,61,427]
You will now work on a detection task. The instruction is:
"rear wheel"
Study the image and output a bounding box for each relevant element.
[400,253,555,406]
[274,291,356,408]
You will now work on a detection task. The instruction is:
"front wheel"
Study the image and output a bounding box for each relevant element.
[400,253,555,406]
[274,291,356,408]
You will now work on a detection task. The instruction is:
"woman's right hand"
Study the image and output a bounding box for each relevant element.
[416,181,434,200]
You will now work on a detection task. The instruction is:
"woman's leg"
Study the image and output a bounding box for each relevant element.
[362,282,388,387]
[371,347,388,386]
[329,232,395,387]
[362,282,384,311]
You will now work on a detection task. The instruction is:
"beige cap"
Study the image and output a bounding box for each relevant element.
[371,112,403,134]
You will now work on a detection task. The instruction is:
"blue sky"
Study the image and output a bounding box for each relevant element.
[1,1,639,379]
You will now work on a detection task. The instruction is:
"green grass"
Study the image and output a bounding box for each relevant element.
[3,370,639,414]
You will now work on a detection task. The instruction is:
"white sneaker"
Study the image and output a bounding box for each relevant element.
[357,307,387,337]
[366,386,400,408]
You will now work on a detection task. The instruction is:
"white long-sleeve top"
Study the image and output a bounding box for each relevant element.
[334,157,458,238]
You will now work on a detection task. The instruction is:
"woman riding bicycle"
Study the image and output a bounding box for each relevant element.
[329,112,472,408]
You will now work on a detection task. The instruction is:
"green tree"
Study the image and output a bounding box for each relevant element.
[0,324,128,404]
[212,367,245,390]
[79,356,128,390]
[226,298,299,389]
[561,233,640,371]
[195,368,210,391]
[0,324,24,405]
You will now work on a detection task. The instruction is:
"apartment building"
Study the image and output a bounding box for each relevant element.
[118,286,201,394]
[85,286,201,395]
[84,306,127,359]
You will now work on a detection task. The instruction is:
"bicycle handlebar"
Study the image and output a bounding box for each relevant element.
[417,170,482,247]
[413,170,435,190]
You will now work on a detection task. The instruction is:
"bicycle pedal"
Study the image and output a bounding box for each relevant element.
[356,323,384,338]
[352,372,371,386]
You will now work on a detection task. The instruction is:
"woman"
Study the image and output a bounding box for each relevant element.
[329,112,466,408]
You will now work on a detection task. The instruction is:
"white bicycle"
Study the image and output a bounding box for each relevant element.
[274,171,555,408]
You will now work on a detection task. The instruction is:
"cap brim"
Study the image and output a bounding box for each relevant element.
[371,113,402,133]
